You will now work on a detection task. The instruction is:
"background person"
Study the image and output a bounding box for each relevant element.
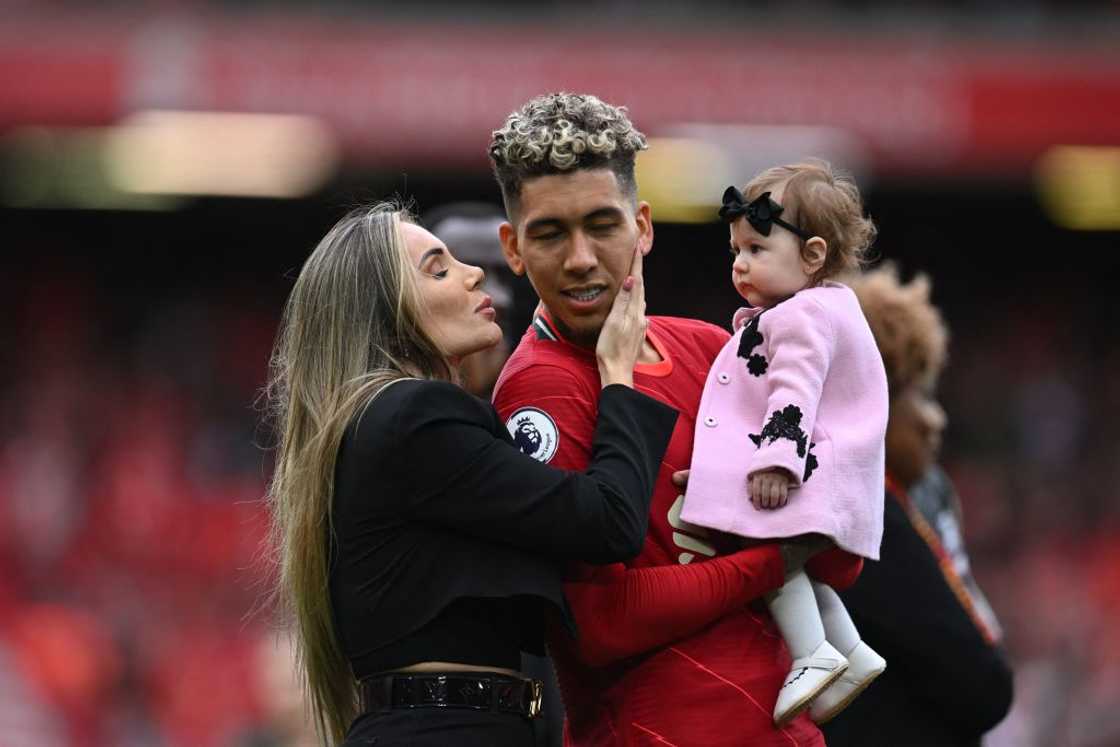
[822,263,1014,746]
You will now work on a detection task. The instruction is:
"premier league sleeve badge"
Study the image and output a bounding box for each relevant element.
[505,407,559,463]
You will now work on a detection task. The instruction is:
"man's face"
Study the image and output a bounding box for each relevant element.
[499,168,652,347]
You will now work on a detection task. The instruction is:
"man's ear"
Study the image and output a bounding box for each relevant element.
[499,222,524,276]
[636,201,654,256]
[803,236,827,275]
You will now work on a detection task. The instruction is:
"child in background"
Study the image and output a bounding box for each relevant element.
[682,160,889,726]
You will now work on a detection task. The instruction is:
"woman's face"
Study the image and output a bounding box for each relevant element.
[885,382,948,489]
[401,222,503,362]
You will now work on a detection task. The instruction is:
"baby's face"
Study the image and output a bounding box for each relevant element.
[727,207,815,308]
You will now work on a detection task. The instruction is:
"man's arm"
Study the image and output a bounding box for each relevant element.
[560,545,786,666]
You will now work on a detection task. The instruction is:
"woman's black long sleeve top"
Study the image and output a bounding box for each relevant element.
[328,379,678,679]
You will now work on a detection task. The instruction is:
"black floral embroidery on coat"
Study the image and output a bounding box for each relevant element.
[749,405,808,454]
[737,315,768,377]
[750,404,819,482]
[803,443,819,482]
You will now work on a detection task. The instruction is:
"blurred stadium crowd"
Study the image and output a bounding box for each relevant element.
[2,1,1119,746]
[1,269,287,746]
[3,223,1119,746]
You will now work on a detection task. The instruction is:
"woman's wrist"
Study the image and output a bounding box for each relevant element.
[598,363,634,389]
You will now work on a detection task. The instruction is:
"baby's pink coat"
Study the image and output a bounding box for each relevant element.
[681,282,889,559]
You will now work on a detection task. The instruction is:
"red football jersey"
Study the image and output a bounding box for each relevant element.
[493,312,825,747]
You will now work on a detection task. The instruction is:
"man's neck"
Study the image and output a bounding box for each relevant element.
[638,338,662,364]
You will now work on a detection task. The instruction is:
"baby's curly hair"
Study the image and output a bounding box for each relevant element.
[489,92,648,219]
[845,263,949,395]
[741,159,877,285]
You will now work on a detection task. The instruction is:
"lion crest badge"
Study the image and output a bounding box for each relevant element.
[505,407,559,463]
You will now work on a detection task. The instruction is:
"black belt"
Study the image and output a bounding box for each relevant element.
[359,673,544,720]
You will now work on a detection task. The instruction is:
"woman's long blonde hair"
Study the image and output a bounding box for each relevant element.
[263,203,449,743]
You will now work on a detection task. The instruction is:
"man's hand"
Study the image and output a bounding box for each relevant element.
[749,468,793,509]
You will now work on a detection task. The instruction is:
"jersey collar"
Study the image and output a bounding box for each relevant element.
[533,307,673,377]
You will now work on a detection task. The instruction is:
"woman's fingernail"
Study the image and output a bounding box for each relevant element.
[623,277,634,291]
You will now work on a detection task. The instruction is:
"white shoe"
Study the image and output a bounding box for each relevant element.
[773,640,848,726]
[809,641,887,724]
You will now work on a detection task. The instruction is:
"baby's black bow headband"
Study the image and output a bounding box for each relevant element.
[718,186,813,242]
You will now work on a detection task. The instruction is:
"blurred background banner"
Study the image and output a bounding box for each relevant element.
[3,15,1119,176]
[1,2,1118,746]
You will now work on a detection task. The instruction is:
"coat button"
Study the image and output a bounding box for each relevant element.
[717,372,731,384]
[704,416,718,427]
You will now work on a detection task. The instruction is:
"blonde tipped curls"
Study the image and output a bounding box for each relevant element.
[492,95,647,171]
[500,116,635,171]
[489,93,647,217]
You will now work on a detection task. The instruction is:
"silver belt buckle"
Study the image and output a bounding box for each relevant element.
[528,679,544,719]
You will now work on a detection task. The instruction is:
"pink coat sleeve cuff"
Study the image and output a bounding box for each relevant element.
[746,419,810,488]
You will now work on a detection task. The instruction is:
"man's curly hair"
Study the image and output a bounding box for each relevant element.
[845,263,949,396]
[489,92,648,220]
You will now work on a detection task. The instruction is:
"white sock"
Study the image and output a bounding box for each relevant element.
[812,581,861,655]
[766,569,825,659]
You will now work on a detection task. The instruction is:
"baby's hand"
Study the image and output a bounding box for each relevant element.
[749,469,793,509]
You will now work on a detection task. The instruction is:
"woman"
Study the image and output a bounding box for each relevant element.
[820,264,1013,746]
[264,203,678,746]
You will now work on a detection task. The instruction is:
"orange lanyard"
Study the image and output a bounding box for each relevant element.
[886,476,998,646]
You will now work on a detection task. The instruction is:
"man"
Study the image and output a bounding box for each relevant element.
[490,92,852,746]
